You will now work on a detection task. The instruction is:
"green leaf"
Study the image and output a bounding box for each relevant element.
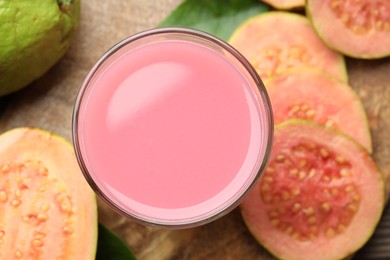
[159,0,269,40]
[96,223,136,260]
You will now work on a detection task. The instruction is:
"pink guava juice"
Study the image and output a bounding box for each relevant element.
[73,28,273,228]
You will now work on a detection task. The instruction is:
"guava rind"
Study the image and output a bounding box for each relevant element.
[306,0,390,59]
[241,120,384,260]
[0,127,97,259]
[0,0,80,96]
[260,0,304,10]
[229,11,348,82]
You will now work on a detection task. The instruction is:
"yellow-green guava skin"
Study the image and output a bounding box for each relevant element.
[0,0,80,96]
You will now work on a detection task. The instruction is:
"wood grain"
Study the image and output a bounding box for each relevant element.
[0,1,389,259]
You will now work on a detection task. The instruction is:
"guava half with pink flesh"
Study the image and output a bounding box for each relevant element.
[266,68,372,152]
[260,0,304,10]
[228,11,348,82]
[306,0,390,59]
[241,120,384,260]
[0,128,97,259]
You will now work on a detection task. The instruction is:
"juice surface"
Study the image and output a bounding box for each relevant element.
[77,39,265,220]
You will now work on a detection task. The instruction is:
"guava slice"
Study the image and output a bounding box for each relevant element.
[0,0,80,96]
[306,0,390,59]
[266,69,372,152]
[228,11,348,82]
[260,0,304,10]
[241,120,384,260]
[0,128,97,259]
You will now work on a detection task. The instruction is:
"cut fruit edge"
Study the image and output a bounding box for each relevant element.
[241,120,385,260]
[306,0,390,59]
[261,0,305,10]
[264,67,372,153]
[0,127,98,259]
[228,11,349,83]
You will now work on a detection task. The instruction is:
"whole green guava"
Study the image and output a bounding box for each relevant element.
[0,0,80,96]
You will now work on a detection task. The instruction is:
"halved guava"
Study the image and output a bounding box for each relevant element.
[228,11,348,82]
[266,68,372,152]
[260,0,304,10]
[306,0,390,59]
[0,128,97,259]
[241,120,384,260]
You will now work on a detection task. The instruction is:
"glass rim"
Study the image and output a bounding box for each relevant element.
[72,26,274,229]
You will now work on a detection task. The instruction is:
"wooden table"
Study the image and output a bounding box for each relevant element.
[1,1,389,259]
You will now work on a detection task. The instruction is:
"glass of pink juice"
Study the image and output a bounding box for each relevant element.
[73,27,273,228]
